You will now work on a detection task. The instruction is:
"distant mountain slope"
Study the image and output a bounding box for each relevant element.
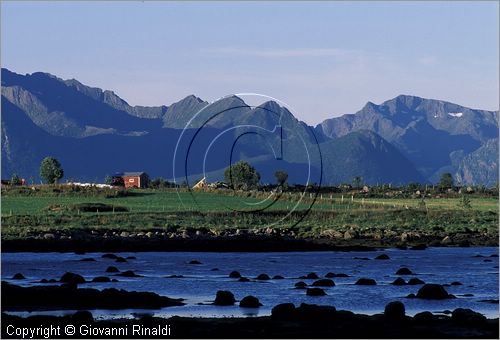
[317,95,499,184]
[1,69,163,137]
[1,69,497,186]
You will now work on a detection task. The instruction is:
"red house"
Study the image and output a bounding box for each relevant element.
[120,172,149,189]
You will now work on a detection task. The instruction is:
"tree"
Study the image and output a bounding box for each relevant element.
[40,157,64,184]
[151,177,169,189]
[274,170,288,189]
[224,161,261,190]
[438,172,454,190]
[352,176,363,189]
[104,175,112,185]
[10,173,21,185]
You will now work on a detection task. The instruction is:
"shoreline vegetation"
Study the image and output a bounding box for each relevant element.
[1,185,498,252]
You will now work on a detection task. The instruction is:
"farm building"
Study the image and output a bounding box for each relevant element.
[115,172,150,189]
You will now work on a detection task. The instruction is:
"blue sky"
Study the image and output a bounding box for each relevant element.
[2,1,498,124]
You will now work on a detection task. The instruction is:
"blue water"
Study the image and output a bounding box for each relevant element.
[2,248,499,319]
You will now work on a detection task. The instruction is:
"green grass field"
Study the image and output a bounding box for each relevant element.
[1,188,498,240]
[2,189,497,215]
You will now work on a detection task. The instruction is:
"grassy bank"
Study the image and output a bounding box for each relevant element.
[1,186,498,246]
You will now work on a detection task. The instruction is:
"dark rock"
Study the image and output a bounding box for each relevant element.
[49,279,57,283]
[375,254,390,260]
[117,270,142,277]
[391,278,406,286]
[79,258,96,262]
[272,275,284,280]
[214,290,236,305]
[410,244,427,250]
[384,301,405,320]
[295,281,307,289]
[333,273,349,278]
[416,284,453,300]
[408,278,425,285]
[238,277,250,282]
[413,311,434,323]
[479,299,499,304]
[115,257,127,263]
[239,295,262,308]
[452,308,486,326]
[483,259,492,262]
[271,303,296,321]
[406,293,416,298]
[490,254,499,257]
[71,310,94,324]
[12,273,25,280]
[354,257,370,260]
[229,271,241,279]
[60,272,86,284]
[325,272,349,278]
[450,281,462,286]
[2,282,184,310]
[189,260,202,265]
[355,278,376,285]
[256,273,271,280]
[165,275,184,278]
[102,254,119,259]
[105,266,120,273]
[111,279,119,282]
[396,267,414,275]
[295,303,336,321]
[306,288,327,296]
[301,272,319,280]
[91,276,111,283]
[210,268,220,271]
[61,282,78,290]
[312,279,335,287]
[40,279,48,283]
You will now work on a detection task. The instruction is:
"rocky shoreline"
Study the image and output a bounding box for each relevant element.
[2,304,498,338]
[2,230,498,252]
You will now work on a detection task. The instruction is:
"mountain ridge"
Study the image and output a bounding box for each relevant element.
[1,68,498,186]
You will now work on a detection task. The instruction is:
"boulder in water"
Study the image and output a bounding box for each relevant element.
[306,288,327,296]
[60,272,86,284]
[229,271,241,278]
[256,273,271,280]
[312,279,335,287]
[239,295,262,308]
[105,266,119,273]
[214,290,236,305]
[92,276,111,283]
[12,273,25,280]
[396,267,414,275]
[408,278,425,285]
[416,284,454,300]
[355,278,376,285]
[391,278,406,286]
[375,254,390,260]
[117,270,142,277]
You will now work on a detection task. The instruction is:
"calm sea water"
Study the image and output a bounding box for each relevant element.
[2,248,499,319]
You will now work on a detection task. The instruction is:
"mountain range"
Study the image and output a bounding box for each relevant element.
[1,68,498,186]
